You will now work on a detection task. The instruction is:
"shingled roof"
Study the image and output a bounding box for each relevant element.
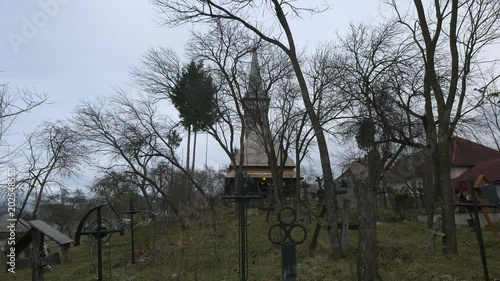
[386,136,500,182]
[230,130,295,168]
[449,136,500,165]
[451,157,500,187]
[244,50,266,101]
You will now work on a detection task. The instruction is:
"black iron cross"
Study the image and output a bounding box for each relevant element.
[75,205,124,281]
[268,207,307,281]
[122,199,141,264]
[223,185,263,281]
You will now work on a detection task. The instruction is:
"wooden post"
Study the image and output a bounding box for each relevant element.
[341,199,350,254]
[31,229,44,281]
[59,244,71,263]
[309,204,326,251]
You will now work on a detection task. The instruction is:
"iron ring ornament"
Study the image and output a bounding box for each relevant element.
[268,207,307,245]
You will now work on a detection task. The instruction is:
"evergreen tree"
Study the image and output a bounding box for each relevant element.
[170,61,219,201]
[170,61,219,132]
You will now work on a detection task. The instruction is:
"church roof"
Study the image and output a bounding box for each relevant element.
[226,49,296,179]
[231,130,295,168]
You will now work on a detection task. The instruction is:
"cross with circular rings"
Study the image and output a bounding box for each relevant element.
[268,206,307,245]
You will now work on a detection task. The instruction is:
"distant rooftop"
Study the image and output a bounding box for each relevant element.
[0,215,30,233]
[386,136,500,182]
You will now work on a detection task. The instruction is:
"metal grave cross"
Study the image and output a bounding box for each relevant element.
[74,205,125,281]
[122,199,141,264]
[268,207,307,281]
[223,185,263,281]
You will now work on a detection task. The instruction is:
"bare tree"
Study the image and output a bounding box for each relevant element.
[331,24,402,280]
[74,91,219,215]
[75,96,174,214]
[299,43,357,181]
[17,121,88,219]
[131,38,251,200]
[184,22,254,195]
[151,0,344,258]
[38,188,90,237]
[192,165,225,196]
[0,82,47,165]
[390,0,500,254]
[149,161,182,216]
[479,89,500,150]
[189,23,317,209]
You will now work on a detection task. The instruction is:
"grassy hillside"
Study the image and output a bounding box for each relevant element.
[2,207,499,280]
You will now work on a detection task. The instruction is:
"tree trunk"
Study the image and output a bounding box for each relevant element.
[423,151,434,229]
[185,125,191,204]
[271,1,342,258]
[437,131,457,254]
[355,148,381,281]
[288,52,341,258]
[32,186,45,219]
[423,90,438,229]
[192,130,197,172]
[272,172,282,206]
[139,178,154,214]
[295,151,302,218]
[423,142,435,229]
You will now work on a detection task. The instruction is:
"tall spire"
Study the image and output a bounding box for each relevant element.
[243,48,269,137]
[246,48,264,99]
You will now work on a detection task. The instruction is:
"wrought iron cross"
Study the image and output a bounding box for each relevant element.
[223,185,263,281]
[268,207,307,281]
[122,199,141,264]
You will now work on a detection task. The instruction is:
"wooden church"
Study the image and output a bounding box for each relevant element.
[224,50,298,196]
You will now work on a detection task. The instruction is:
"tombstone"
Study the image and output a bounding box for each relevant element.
[9,220,73,281]
[268,207,307,281]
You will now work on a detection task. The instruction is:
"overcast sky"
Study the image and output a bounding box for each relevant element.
[4,1,497,188]
[1,0,386,128]
[0,0,390,186]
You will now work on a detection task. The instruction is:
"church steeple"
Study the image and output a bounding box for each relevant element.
[243,49,269,136]
[245,49,264,99]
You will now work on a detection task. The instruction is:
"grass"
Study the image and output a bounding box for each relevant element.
[2,206,500,280]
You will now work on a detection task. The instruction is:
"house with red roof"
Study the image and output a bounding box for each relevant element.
[451,158,500,192]
[385,136,500,193]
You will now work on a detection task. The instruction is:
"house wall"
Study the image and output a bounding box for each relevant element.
[388,176,424,192]
[388,165,471,192]
[450,166,469,179]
